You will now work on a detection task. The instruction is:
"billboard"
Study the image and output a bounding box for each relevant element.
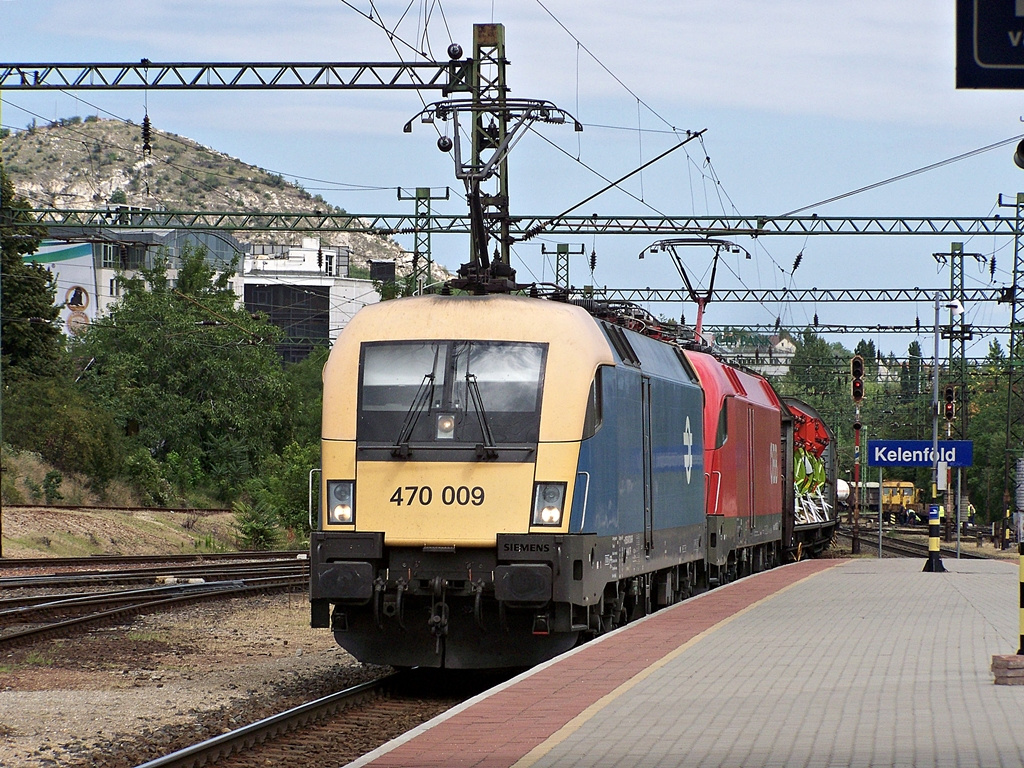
[956,0,1024,89]
[23,241,97,336]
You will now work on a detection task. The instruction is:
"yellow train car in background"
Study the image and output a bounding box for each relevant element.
[881,480,922,522]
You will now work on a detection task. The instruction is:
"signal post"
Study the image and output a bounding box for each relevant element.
[942,385,956,542]
[851,355,864,555]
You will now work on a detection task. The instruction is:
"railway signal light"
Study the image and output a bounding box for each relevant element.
[943,384,956,421]
[851,355,864,402]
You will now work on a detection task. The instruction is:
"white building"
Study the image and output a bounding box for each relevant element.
[712,333,797,378]
[240,237,380,362]
[24,229,241,337]
[25,233,380,362]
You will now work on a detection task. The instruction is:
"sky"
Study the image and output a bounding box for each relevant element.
[3,0,1024,359]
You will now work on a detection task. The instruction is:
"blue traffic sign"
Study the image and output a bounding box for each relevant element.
[867,440,974,468]
[957,0,1024,89]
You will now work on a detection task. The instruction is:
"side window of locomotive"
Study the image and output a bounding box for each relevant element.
[716,395,732,449]
[582,366,605,439]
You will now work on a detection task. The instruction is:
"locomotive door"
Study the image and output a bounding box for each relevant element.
[747,407,756,528]
[642,375,653,555]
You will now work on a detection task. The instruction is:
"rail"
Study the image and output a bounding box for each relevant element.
[0,574,307,651]
[133,676,397,768]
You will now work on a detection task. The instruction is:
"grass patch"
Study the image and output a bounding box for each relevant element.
[23,651,53,667]
[1,443,142,507]
[126,630,166,643]
[5,533,103,558]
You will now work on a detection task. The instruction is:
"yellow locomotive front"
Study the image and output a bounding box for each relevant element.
[310,293,614,669]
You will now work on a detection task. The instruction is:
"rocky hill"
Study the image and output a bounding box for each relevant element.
[1,115,444,277]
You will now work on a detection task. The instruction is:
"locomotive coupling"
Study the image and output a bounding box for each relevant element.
[429,602,450,638]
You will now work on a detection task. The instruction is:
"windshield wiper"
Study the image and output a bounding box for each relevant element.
[392,371,436,458]
[465,373,498,460]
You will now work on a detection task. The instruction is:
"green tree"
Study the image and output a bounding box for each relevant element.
[2,376,124,484]
[1,161,64,381]
[2,162,126,489]
[374,273,416,300]
[779,330,849,408]
[904,341,924,398]
[283,344,329,448]
[245,440,319,536]
[72,243,290,501]
[964,340,1012,522]
[239,348,326,536]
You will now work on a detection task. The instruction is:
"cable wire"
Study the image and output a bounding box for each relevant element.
[781,134,1024,216]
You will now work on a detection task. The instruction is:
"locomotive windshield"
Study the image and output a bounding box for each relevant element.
[358,340,547,454]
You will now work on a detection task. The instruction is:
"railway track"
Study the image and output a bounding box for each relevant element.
[0,559,307,589]
[0,555,309,650]
[133,671,502,768]
[0,549,305,571]
[835,527,988,560]
[135,676,394,768]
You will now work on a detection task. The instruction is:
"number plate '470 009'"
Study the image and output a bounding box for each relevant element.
[357,461,539,546]
[389,485,485,507]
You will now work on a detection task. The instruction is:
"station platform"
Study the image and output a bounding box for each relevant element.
[348,556,1022,768]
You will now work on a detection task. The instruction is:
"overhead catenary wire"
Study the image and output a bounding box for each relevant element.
[781,134,1024,217]
[8,6,1020,350]
[522,132,704,241]
[1,100,398,207]
[531,0,683,137]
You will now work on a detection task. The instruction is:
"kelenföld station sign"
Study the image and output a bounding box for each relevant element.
[867,440,973,468]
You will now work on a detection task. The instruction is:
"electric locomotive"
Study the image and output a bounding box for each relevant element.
[310,293,707,669]
[684,349,786,582]
[678,352,837,584]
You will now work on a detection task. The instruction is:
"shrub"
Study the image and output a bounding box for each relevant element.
[164,450,203,491]
[232,500,281,551]
[245,440,319,536]
[42,470,64,504]
[0,453,25,504]
[124,449,174,507]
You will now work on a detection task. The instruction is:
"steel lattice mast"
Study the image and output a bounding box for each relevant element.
[1001,196,1024,517]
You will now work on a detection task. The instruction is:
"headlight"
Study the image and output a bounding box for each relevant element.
[436,413,456,439]
[531,482,566,527]
[327,480,355,525]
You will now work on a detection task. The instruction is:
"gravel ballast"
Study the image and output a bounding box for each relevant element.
[0,591,389,768]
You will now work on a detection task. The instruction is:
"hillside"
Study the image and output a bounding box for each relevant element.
[0,115,436,275]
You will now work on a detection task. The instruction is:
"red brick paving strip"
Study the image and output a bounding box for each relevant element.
[362,558,842,768]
